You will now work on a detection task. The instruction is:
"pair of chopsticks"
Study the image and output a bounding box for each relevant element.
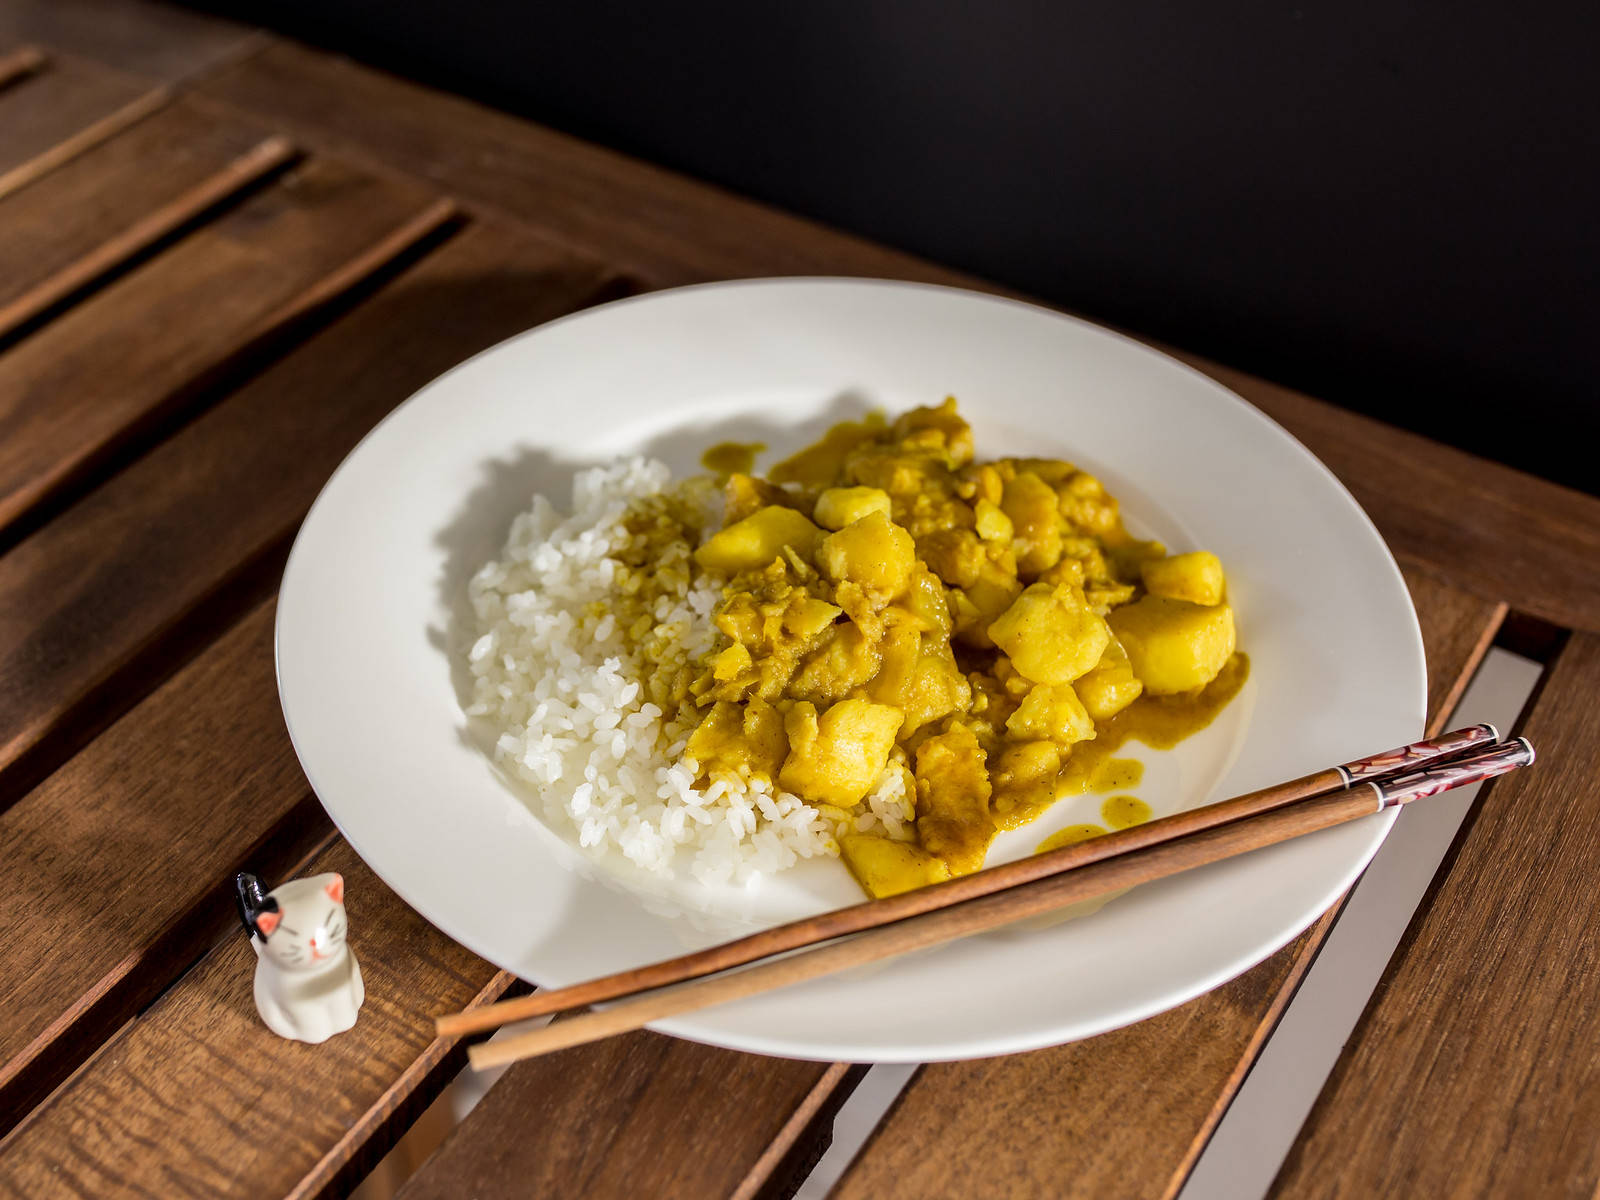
[442,723,1534,1070]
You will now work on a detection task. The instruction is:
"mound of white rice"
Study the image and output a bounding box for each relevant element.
[464,458,913,888]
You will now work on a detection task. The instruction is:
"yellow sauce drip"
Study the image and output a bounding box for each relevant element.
[995,653,1249,832]
[1101,794,1152,829]
[700,441,765,476]
[1036,823,1108,852]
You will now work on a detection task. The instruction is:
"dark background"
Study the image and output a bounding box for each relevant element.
[186,0,1597,493]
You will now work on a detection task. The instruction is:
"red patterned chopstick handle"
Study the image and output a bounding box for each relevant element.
[1337,723,1500,785]
[1373,738,1536,809]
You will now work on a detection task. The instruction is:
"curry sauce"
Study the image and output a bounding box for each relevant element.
[678,399,1246,898]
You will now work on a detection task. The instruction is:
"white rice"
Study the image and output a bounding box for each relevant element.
[464,458,915,887]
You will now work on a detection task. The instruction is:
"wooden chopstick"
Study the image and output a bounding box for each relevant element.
[439,723,1498,1039]
[469,736,1534,1069]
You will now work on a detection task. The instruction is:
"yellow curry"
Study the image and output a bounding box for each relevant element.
[682,399,1245,899]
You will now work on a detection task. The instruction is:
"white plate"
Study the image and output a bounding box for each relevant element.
[277,279,1424,1062]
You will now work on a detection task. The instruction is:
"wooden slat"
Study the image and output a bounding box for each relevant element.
[0,44,44,89]
[0,603,328,1122]
[0,55,161,195]
[196,42,1600,635]
[1269,633,1600,1198]
[0,96,293,329]
[828,563,1504,1200]
[0,837,511,1200]
[0,155,445,542]
[1403,558,1509,737]
[0,0,262,86]
[398,1046,860,1200]
[0,218,618,805]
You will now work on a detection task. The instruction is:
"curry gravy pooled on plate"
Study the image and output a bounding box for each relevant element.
[464,400,1246,900]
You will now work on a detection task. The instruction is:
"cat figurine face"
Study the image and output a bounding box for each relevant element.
[241,872,350,972]
[236,871,364,1042]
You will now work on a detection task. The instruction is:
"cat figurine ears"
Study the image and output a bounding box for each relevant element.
[236,871,280,941]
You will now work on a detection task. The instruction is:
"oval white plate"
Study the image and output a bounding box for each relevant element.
[277,279,1424,1062]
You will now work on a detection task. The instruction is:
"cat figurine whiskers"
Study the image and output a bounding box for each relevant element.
[236,871,364,1043]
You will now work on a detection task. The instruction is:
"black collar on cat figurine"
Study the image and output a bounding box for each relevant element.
[235,871,280,942]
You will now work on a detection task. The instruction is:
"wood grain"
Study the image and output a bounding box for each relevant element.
[0,0,263,86]
[828,563,1505,1200]
[0,602,330,1125]
[0,95,292,328]
[0,44,43,89]
[398,1038,857,1200]
[0,222,619,810]
[0,155,441,540]
[0,838,512,1200]
[0,55,162,196]
[1269,633,1600,1198]
[1402,557,1508,736]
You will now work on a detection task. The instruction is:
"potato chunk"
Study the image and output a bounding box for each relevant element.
[839,835,952,899]
[1006,683,1096,746]
[694,506,822,573]
[1073,637,1144,721]
[987,582,1110,684]
[814,486,892,530]
[1108,595,1236,695]
[779,698,903,806]
[817,510,916,598]
[1141,551,1226,606]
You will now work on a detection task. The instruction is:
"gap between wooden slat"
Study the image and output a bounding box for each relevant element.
[0,133,298,340]
[0,45,45,90]
[730,1063,867,1200]
[0,85,167,200]
[1175,645,1544,1200]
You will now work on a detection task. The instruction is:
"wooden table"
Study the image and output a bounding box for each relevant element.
[1,4,1597,1196]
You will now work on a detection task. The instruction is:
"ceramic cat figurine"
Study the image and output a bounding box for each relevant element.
[236,871,364,1043]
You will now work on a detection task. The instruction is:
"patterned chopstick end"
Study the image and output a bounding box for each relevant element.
[1374,738,1535,809]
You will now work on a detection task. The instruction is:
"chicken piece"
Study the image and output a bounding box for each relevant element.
[1005,683,1096,746]
[779,698,903,806]
[952,560,1024,649]
[902,563,953,636]
[1001,471,1064,574]
[686,697,789,781]
[989,739,1063,816]
[839,834,953,899]
[888,396,975,467]
[695,505,823,574]
[1141,551,1226,606]
[723,473,803,524]
[1107,595,1236,695]
[1056,470,1122,537]
[817,510,916,599]
[917,528,985,589]
[788,620,882,706]
[987,581,1111,684]
[871,624,971,736]
[813,485,893,530]
[1073,637,1144,721]
[914,725,994,875]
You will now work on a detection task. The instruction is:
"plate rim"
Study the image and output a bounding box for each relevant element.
[276,275,1426,1061]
